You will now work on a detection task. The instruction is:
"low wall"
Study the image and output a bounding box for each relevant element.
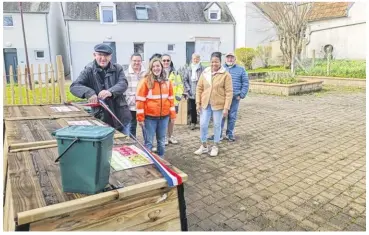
[298,76,366,88]
[250,80,323,96]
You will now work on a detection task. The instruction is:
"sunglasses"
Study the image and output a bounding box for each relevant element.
[162,60,171,62]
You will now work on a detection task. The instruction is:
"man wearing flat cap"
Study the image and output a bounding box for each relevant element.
[70,43,131,134]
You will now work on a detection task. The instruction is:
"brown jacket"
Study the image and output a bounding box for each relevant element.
[196,66,233,111]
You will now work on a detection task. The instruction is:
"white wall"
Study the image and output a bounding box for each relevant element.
[67,21,234,80]
[306,2,366,59]
[3,13,51,68]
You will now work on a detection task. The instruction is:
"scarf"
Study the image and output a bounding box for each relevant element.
[191,63,200,81]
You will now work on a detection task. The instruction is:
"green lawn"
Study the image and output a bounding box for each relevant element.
[296,59,366,79]
[249,66,289,73]
[4,82,85,105]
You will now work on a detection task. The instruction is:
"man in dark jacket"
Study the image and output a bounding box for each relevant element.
[70,43,132,134]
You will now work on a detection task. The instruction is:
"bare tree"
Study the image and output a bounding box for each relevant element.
[253,2,312,74]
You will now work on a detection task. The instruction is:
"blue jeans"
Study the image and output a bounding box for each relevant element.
[118,124,130,136]
[143,116,169,158]
[221,96,240,137]
[200,105,223,143]
[125,111,137,138]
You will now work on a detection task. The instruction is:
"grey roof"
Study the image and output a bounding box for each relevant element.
[3,2,50,13]
[64,2,235,23]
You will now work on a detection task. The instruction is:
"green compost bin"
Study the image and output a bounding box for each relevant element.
[53,125,115,194]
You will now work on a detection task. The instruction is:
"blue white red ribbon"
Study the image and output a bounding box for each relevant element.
[97,99,183,187]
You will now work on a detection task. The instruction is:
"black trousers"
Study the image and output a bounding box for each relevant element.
[188,98,197,124]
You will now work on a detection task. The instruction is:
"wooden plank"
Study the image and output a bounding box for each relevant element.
[18,66,22,105]
[38,64,42,104]
[3,135,9,193]
[29,188,178,231]
[17,190,119,225]
[50,64,55,103]
[45,64,49,103]
[3,173,16,231]
[30,64,36,104]
[24,66,30,105]
[175,99,188,125]
[144,218,181,231]
[80,194,179,231]
[9,65,15,105]
[56,55,66,103]
[4,72,7,105]
[9,144,57,153]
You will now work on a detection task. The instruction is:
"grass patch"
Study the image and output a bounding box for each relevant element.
[312,85,365,97]
[4,81,85,105]
[296,59,366,79]
[263,77,302,84]
[249,66,289,73]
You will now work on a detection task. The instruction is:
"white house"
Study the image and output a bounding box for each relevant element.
[230,2,366,61]
[62,2,236,80]
[3,2,70,81]
[305,2,366,60]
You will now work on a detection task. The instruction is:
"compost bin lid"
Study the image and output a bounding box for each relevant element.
[53,125,115,139]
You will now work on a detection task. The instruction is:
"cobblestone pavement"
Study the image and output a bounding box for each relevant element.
[165,87,366,231]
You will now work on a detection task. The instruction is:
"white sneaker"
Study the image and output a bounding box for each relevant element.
[210,146,219,157]
[152,147,157,153]
[169,136,179,144]
[194,145,208,155]
[165,137,169,146]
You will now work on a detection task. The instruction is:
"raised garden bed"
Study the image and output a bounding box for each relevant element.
[250,79,323,96]
[298,76,366,88]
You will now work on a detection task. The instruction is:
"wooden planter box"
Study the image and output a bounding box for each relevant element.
[298,76,366,88]
[250,80,323,96]
[3,104,188,231]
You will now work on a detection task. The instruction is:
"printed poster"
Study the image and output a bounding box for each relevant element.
[110,145,153,171]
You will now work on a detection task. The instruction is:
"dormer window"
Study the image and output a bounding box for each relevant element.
[135,5,148,20]
[209,10,220,21]
[99,2,117,24]
[205,3,221,21]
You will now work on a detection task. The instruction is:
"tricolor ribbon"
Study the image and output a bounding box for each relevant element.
[95,99,183,187]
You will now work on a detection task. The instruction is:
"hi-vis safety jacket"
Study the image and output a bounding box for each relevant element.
[136,77,176,122]
[168,71,184,106]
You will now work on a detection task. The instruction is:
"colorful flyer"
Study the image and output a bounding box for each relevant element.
[110,145,153,171]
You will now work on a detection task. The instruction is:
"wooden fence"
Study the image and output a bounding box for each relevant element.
[3,55,66,105]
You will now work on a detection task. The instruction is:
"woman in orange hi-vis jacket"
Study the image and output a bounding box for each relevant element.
[136,57,176,158]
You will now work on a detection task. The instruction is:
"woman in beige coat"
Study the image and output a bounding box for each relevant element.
[194,52,233,157]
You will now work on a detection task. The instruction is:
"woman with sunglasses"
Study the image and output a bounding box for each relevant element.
[161,54,184,145]
[136,58,176,158]
[194,52,233,157]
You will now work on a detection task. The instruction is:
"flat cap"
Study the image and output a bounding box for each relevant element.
[225,52,235,57]
[94,43,113,55]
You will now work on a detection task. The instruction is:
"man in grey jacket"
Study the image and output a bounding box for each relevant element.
[70,43,131,134]
[183,53,205,130]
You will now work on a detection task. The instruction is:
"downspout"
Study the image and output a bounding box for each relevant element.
[233,22,236,51]
[66,21,74,80]
[45,14,52,62]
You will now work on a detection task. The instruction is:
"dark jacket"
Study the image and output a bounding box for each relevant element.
[70,61,132,129]
[183,64,205,99]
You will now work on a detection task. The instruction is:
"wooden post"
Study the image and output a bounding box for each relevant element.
[30,64,35,104]
[18,66,23,105]
[327,50,331,76]
[38,64,42,104]
[312,49,315,67]
[50,64,56,103]
[9,65,15,105]
[56,55,66,103]
[3,72,7,105]
[45,64,49,103]
[24,66,29,104]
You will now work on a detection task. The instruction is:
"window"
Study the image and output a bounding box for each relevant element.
[168,44,175,52]
[135,5,148,20]
[209,10,221,21]
[35,50,45,59]
[134,43,144,61]
[3,16,14,27]
[99,3,117,24]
